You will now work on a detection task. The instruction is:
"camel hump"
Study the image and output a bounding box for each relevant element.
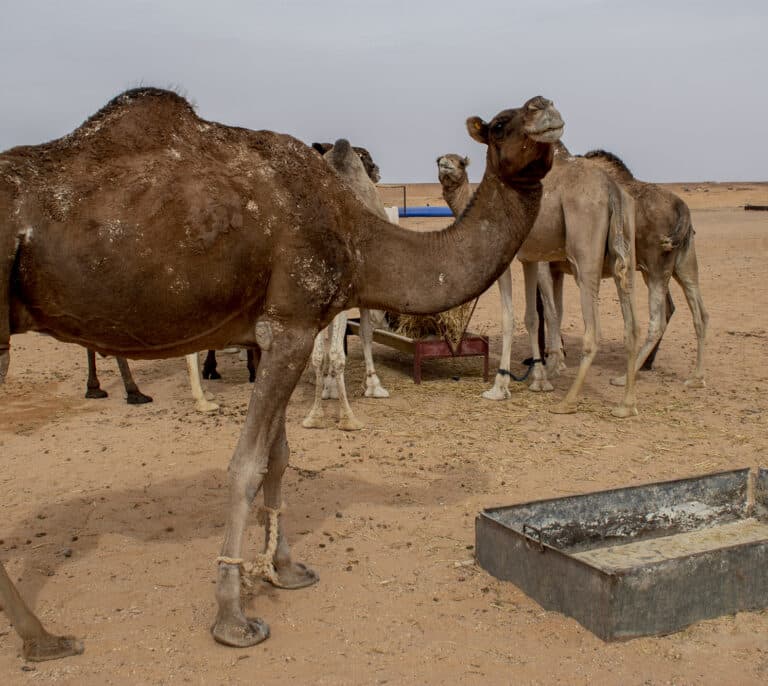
[50,88,201,158]
[584,149,634,178]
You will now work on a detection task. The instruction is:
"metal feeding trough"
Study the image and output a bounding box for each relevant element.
[475,468,768,641]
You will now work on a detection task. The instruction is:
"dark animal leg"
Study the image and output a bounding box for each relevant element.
[203,350,221,380]
[247,349,256,382]
[84,349,108,399]
[641,290,675,371]
[115,357,152,404]
[0,561,83,662]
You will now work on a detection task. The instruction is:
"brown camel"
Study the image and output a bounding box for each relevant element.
[582,149,708,387]
[0,88,563,660]
[438,145,640,417]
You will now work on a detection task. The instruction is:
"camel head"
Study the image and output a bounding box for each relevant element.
[436,154,470,188]
[322,139,368,180]
[312,142,381,183]
[466,96,563,185]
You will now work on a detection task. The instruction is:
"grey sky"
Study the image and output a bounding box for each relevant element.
[1,0,765,182]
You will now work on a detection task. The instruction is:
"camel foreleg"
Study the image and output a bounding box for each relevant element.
[326,311,363,431]
[609,267,640,418]
[186,353,219,412]
[544,267,567,376]
[302,327,328,429]
[84,349,109,399]
[212,321,316,648]
[641,289,675,371]
[0,561,83,662]
[482,265,515,400]
[360,308,389,398]
[551,276,601,415]
[523,262,552,392]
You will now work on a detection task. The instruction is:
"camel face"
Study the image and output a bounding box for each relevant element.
[436,154,469,187]
[467,96,563,184]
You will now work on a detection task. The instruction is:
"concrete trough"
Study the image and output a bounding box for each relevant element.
[475,468,768,641]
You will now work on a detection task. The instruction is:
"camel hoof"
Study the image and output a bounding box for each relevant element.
[85,388,108,399]
[126,391,153,405]
[204,390,216,401]
[610,375,627,387]
[481,387,510,401]
[685,377,706,389]
[23,633,84,662]
[550,401,577,415]
[211,616,270,648]
[302,415,325,430]
[202,369,221,381]
[338,417,364,432]
[364,386,390,399]
[270,562,320,590]
[529,379,554,393]
[611,405,638,419]
[196,400,220,413]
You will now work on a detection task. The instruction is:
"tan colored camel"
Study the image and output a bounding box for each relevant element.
[0,88,563,660]
[582,150,708,387]
[302,138,393,431]
[438,146,640,417]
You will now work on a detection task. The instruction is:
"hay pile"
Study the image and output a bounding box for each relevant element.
[388,300,477,349]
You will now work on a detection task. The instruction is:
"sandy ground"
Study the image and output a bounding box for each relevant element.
[1,182,767,685]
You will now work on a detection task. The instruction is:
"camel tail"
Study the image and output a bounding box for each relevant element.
[661,200,694,253]
[607,186,635,291]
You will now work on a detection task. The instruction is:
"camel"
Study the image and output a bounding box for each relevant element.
[302,138,394,431]
[311,142,381,183]
[581,150,708,387]
[438,145,640,417]
[0,88,562,660]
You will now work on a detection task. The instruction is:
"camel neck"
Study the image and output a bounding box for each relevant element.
[353,174,540,314]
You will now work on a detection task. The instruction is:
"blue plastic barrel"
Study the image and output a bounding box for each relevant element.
[398,206,454,218]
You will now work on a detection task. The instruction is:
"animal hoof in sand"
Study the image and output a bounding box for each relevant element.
[609,375,627,387]
[364,386,390,399]
[211,617,270,648]
[529,379,554,392]
[302,415,326,430]
[85,388,108,399]
[611,405,638,419]
[23,633,84,662]
[338,417,364,432]
[481,388,510,401]
[685,377,706,389]
[196,400,220,413]
[126,391,153,405]
[550,401,577,415]
[270,562,320,590]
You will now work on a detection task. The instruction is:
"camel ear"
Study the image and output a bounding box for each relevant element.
[312,142,332,155]
[463,157,470,168]
[466,117,488,144]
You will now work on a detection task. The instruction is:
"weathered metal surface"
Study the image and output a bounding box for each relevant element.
[476,468,768,640]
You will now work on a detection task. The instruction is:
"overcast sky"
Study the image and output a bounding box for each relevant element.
[1,1,765,183]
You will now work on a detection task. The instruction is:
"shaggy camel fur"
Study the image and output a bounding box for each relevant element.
[582,150,708,388]
[302,138,394,431]
[0,89,562,659]
[438,146,640,417]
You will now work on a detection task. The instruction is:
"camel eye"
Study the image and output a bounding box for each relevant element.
[491,121,505,136]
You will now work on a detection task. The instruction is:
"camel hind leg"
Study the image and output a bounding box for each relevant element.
[641,288,675,371]
[673,236,708,388]
[360,308,389,398]
[326,311,363,431]
[0,561,83,661]
[115,357,152,404]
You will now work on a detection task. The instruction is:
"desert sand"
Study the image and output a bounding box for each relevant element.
[1,182,767,684]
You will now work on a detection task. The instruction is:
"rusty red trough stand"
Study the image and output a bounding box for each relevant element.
[345,318,489,384]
